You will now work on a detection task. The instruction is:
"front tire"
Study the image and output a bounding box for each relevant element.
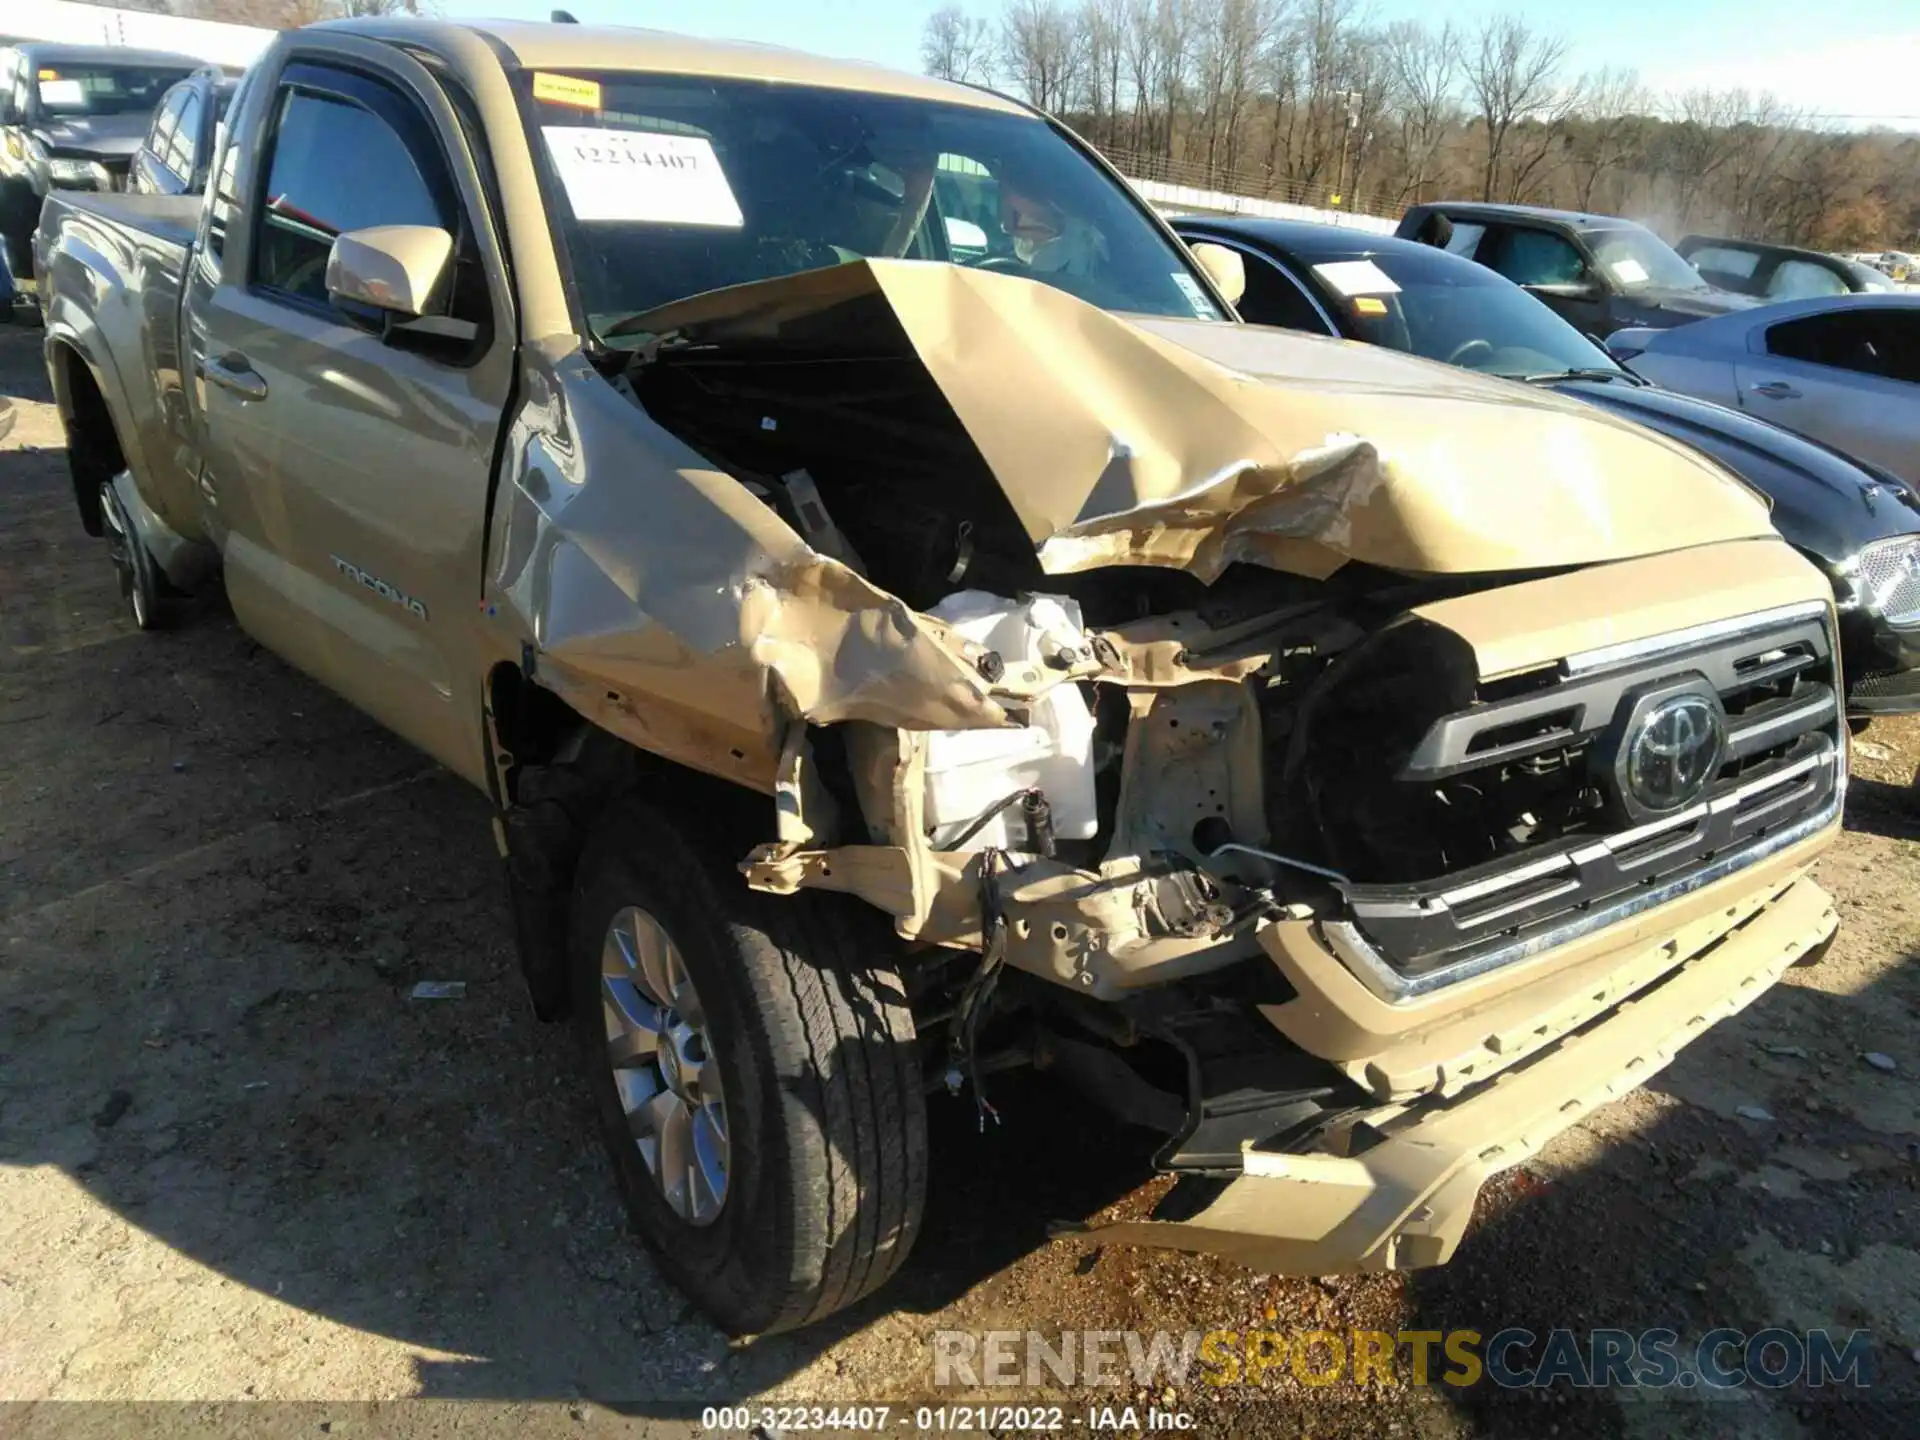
[568,797,927,1335]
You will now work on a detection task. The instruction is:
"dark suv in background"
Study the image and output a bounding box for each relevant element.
[0,43,201,281]
[1397,200,1754,337]
[129,66,240,197]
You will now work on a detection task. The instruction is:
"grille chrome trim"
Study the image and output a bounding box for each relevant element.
[1854,535,1920,626]
[1564,600,1829,677]
[1323,750,1843,1005]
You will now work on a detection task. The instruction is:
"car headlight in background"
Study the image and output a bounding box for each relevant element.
[47,157,111,189]
[1853,534,1920,625]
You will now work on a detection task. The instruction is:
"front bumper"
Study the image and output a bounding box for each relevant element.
[1078,845,1837,1275]
[1841,609,1920,715]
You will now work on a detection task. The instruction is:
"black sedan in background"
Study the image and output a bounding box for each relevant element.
[1173,214,1920,718]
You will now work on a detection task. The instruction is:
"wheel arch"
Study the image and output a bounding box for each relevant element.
[484,659,774,1020]
[44,334,137,539]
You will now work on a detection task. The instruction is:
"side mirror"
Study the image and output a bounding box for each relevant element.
[1189,242,1246,307]
[1525,278,1604,304]
[325,224,453,319]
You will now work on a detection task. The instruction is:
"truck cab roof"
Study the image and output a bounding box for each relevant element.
[320,16,1027,114]
[1401,201,1650,235]
[5,42,207,71]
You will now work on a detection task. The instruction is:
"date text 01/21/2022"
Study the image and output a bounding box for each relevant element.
[699,1406,1197,1432]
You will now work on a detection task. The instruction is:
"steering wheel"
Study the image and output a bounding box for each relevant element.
[970,254,1030,275]
[1446,337,1496,368]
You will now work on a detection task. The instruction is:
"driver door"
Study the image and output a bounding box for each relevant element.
[183,42,515,786]
[1479,224,1611,335]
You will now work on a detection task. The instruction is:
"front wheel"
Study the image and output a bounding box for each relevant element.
[568,797,927,1335]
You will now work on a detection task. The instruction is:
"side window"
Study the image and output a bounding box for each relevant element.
[147,86,187,170]
[1442,220,1486,258]
[1236,252,1331,334]
[164,89,202,182]
[1766,310,1919,383]
[252,80,450,308]
[203,69,254,269]
[206,122,242,263]
[1687,245,1760,280]
[1485,226,1587,287]
[1767,260,1847,301]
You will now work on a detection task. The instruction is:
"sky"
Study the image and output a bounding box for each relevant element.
[438,0,1920,132]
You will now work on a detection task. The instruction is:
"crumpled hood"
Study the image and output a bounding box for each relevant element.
[32,114,147,162]
[625,258,1775,580]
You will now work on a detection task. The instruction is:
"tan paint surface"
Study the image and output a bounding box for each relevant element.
[625,260,1777,581]
[1416,536,1833,680]
[1081,874,1838,1274]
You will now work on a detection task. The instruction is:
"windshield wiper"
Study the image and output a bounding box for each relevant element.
[1516,367,1637,385]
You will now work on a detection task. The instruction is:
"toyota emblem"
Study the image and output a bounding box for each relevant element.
[1625,694,1725,812]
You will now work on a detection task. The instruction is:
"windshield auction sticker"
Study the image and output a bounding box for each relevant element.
[541,127,744,227]
[532,72,602,110]
[1312,259,1401,297]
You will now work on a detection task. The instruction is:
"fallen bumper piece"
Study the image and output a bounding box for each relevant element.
[1073,872,1837,1274]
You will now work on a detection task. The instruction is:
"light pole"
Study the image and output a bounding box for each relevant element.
[1334,90,1361,207]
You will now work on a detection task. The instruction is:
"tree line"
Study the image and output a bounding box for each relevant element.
[922,0,1920,250]
[75,0,423,25]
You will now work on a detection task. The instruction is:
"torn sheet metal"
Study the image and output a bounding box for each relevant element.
[621,258,1776,581]
[487,349,1015,788]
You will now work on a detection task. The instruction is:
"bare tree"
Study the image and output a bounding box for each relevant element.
[959,0,1920,249]
[1073,0,1126,146]
[922,5,996,85]
[1718,93,1801,237]
[999,0,1086,114]
[1191,0,1274,178]
[185,0,423,21]
[1380,20,1459,205]
[1563,67,1648,211]
[1461,15,1569,202]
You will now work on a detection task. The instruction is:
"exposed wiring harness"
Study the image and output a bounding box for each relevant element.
[948,848,1010,1131]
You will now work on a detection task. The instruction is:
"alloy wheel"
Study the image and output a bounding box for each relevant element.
[600,905,729,1225]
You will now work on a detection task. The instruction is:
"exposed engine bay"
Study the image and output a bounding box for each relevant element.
[614,318,1841,1167]
[627,333,1663,903]
[482,257,1840,1207]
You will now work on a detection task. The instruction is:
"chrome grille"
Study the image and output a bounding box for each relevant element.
[1335,603,1844,1000]
[1856,535,1920,625]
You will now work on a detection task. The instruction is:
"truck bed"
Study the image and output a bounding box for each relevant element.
[40,190,202,257]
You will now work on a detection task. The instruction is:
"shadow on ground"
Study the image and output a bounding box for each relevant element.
[0,424,1155,1406]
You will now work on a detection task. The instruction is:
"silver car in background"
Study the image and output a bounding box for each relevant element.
[1609,294,1920,488]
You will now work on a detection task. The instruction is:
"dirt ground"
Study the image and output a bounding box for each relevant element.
[1,324,1916,1439]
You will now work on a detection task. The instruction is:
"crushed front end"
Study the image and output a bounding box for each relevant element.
[493,260,1842,1276]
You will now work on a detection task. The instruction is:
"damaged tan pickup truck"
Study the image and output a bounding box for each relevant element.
[39,18,1845,1336]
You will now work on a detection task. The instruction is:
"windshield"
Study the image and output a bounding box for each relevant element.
[1586,227,1708,293]
[34,63,193,119]
[1314,247,1624,380]
[520,71,1223,343]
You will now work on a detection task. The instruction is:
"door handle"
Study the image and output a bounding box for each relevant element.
[205,353,268,402]
[1750,380,1801,400]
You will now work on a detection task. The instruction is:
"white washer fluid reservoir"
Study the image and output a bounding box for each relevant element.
[922,591,1100,853]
